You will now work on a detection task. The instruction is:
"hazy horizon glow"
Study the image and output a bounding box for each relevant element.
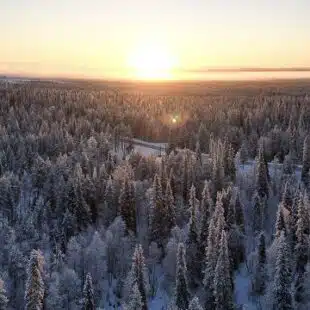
[1,0,310,80]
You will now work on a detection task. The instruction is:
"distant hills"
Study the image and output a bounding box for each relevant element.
[181,67,310,73]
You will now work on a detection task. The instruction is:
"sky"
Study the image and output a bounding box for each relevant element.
[1,0,310,80]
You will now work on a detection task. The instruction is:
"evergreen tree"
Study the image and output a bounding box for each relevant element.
[275,205,286,238]
[203,218,217,310]
[253,232,267,295]
[234,191,245,232]
[212,158,224,202]
[175,243,190,310]
[169,168,177,199]
[227,227,245,271]
[197,181,213,277]
[295,193,309,274]
[283,153,294,175]
[186,184,200,288]
[119,177,136,234]
[197,122,209,153]
[164,180,176,235]
[102,176,117,226]
[226,198,236,230]
[221,186,233,223]
[188,185,199,243]
[301,135,310,185]
[256,147,269,198]
[281,181,293,212]
[226,143,236,181]
[182,155,190,202]
[213,193,226,248]
[213,230,234,310]
[195,140,202,166]
[125,284,143,310]
[252,191,265,233]
[25,249,45,310]
[294,193,309,304]
[239,141,248,165]
[150,174,167,248]
[0,279,8,310]
[66,173,91,233]
[188,296,203,310]
[82,273,95,310]
[200,181,214,223]
[126,245,149,310]
[271,232,293,310]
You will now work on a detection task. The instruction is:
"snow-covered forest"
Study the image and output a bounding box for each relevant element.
[0,80,310,309]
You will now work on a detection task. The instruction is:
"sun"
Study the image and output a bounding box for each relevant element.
[127,43,176,80]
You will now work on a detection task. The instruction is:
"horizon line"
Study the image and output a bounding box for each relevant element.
[179,67,310,73]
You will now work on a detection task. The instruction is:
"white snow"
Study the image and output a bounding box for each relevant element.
[132,138,168,149]
[133,145,165,157]
[234,264,257,310]
[148,265,170,310]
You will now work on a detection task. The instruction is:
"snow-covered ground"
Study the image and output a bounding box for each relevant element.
[118,138,168,158]
[234,264,257,310]
[133,145,164,157]
[132,138,168,149]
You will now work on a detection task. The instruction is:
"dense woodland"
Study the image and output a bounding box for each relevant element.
[0,80,310,309]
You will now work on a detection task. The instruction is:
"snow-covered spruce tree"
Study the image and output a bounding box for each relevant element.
[25,249,45,310]
[149,174,167,248]
[226,196,236,230]
[213,230,234,310]
[213,192,226,249]
[275,204,286,238]
[295,193,309,274]
[252,191,265,234]
[294,193,310,304]
[195,140,202,165]
[67,163,92,232]
[186,184,200,288]
[234,190,245,232]
[119,176,136,234]
[200,181,214,224]
[159,156,168,190]
[270,231,293,310]
[125,244,149,310]
[164,180,176,236]
[211,157,224,202]
[182,155,190,202]
[301,135,310,186]
[281,181,293,212]
[169,168,177,199]
[239,140,249,165]
[221,185,233,224]
[283,153,294,175]
[82,273,95,310]
[253,232,267,295]
[0,279,8,310]
[225,142,236,182]
[197,181,214,275]
[175,243,190,310]
[102,176,117,226]
[227,225,245,271]
[203,218,217,310]
[188,296,203,310]
[255,146,269,199]
[124,283,143,310]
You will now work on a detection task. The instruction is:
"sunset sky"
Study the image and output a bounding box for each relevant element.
[1,0,310,80]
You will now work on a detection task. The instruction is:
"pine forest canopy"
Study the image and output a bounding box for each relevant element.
[0,78,309,309]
